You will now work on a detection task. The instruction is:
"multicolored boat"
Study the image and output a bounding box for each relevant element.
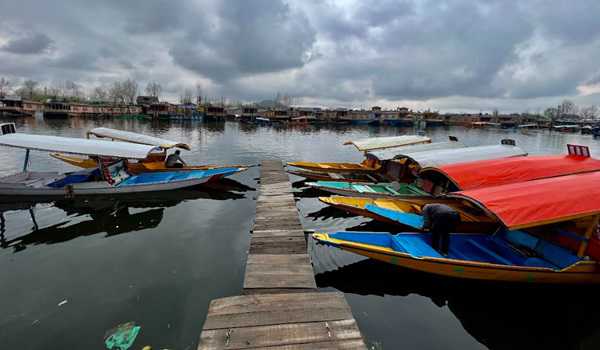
[286,135,431,179]
[287,136,460,182]
[0,125,245,200]
[314,171,600,284]
[319,196,498,232]
[313,144,597,201]
[51,127,248,173]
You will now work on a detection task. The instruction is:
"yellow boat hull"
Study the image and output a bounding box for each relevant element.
[313,233,600,284]
[286,161,381,173]
[51,153,248,174]
[319,196,497,233]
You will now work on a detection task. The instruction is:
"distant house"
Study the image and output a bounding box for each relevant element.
[137,96,159,106]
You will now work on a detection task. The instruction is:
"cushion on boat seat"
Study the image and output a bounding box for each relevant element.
[501,230,581,269]
[465,240,513,265]
[47,169,99,188]
[392,234,442,258]
[522,257,557,269]
[365,204,425,229]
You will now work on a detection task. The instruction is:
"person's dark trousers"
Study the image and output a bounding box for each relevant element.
[167,163,184,168]
[430,212,460,255]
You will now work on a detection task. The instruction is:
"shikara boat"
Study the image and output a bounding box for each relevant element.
[0,126,245,200]
[51,127,248,173]
[314,171,600,284]
[319,196,498,232]
[308,140,526,197]
[286,135,431,176]
[287,136,454,182]
[319,145,600,226]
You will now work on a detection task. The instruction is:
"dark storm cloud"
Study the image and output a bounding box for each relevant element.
[0,0,599,110]
[168,0,317,81]
[2,32,53,54]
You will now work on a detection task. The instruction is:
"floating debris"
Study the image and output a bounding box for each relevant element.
[57,299,68,307]
[104,322,141,350]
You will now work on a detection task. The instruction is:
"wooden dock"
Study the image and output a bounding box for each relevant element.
[197,160,366,349]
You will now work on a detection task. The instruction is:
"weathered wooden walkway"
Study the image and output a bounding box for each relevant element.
[197,160,366,349]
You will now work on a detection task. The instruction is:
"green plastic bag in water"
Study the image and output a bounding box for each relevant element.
[104,322,141,350]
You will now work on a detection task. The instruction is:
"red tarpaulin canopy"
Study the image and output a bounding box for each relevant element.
[453,171,600,229]
[424,155,600,190]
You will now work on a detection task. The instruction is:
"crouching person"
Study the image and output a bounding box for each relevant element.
[422,204,461,257]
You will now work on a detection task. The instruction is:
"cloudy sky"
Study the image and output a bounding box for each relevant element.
[1,0,600,112]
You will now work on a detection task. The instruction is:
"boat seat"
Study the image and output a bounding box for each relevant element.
[355,185,376,193]
[500,230,581,269]
[465,240,514,265]
[392,234,442,258]
[47,169,99,188]
[365,204,424,229]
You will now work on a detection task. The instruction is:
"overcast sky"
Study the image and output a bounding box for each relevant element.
[1,0,600,112]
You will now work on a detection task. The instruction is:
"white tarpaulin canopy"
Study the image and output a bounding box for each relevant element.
[344,135,431,152]
[366,139,465,161]
[0,133,160,159]
[88,127,191,150]
[400,144,527,169]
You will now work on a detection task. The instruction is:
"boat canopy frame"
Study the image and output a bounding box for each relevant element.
[344,135,431,152]
[393,140,526,170]
[87,127,191,150]
[0,132,162,160]
[365,136,463,162]
[420,145,600,191]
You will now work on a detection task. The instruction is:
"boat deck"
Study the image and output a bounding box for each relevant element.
[196,160,366,349]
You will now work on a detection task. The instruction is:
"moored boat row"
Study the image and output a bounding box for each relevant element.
[0,123,251,200]
[288,134,600,284]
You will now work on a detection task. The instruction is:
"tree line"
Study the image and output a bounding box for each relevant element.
[0,77,205,106]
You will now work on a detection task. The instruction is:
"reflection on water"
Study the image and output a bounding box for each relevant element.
[0,180,252,253]
[2,117,600,349]
[316,259,600,350]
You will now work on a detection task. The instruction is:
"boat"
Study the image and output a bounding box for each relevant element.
[418,144,599,192]
[319,145,600,223]
[343,135,431,152]
[287,135,435,180]
[471,121,501,128]
[552,125,580,133]
[308,181,430,199]
[0,126,245,200]
[318,196,498,232]
[593,126,600,138]
[314,171,600,284]
[51,127,248,173]
[308,139,526,197]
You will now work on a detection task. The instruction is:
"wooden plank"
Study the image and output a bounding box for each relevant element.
[203,307,353,330]
[249,244,307,255]
[247,254,311,265]
[199,319,363,350]
[245,339,367,350]
[243,272,316,289]
[242,288,315,295]
[207,292,347,315]
[252,229,305,238]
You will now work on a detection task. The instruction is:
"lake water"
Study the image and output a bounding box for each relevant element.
[1,117,600,350]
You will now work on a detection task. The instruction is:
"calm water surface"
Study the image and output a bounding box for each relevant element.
[1,118,600,349]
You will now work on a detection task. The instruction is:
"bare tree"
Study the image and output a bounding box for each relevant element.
[580,105,598,120]
[109,81,124,104]
[180,88,193,104]
[64,80,83,99]
[0,77,10,97]
[145,81,162,98]
[91,86,108,102]
[195,82,203,104]
[559,99,577,116]
[122,79,138,104]
[22,80,39,99]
